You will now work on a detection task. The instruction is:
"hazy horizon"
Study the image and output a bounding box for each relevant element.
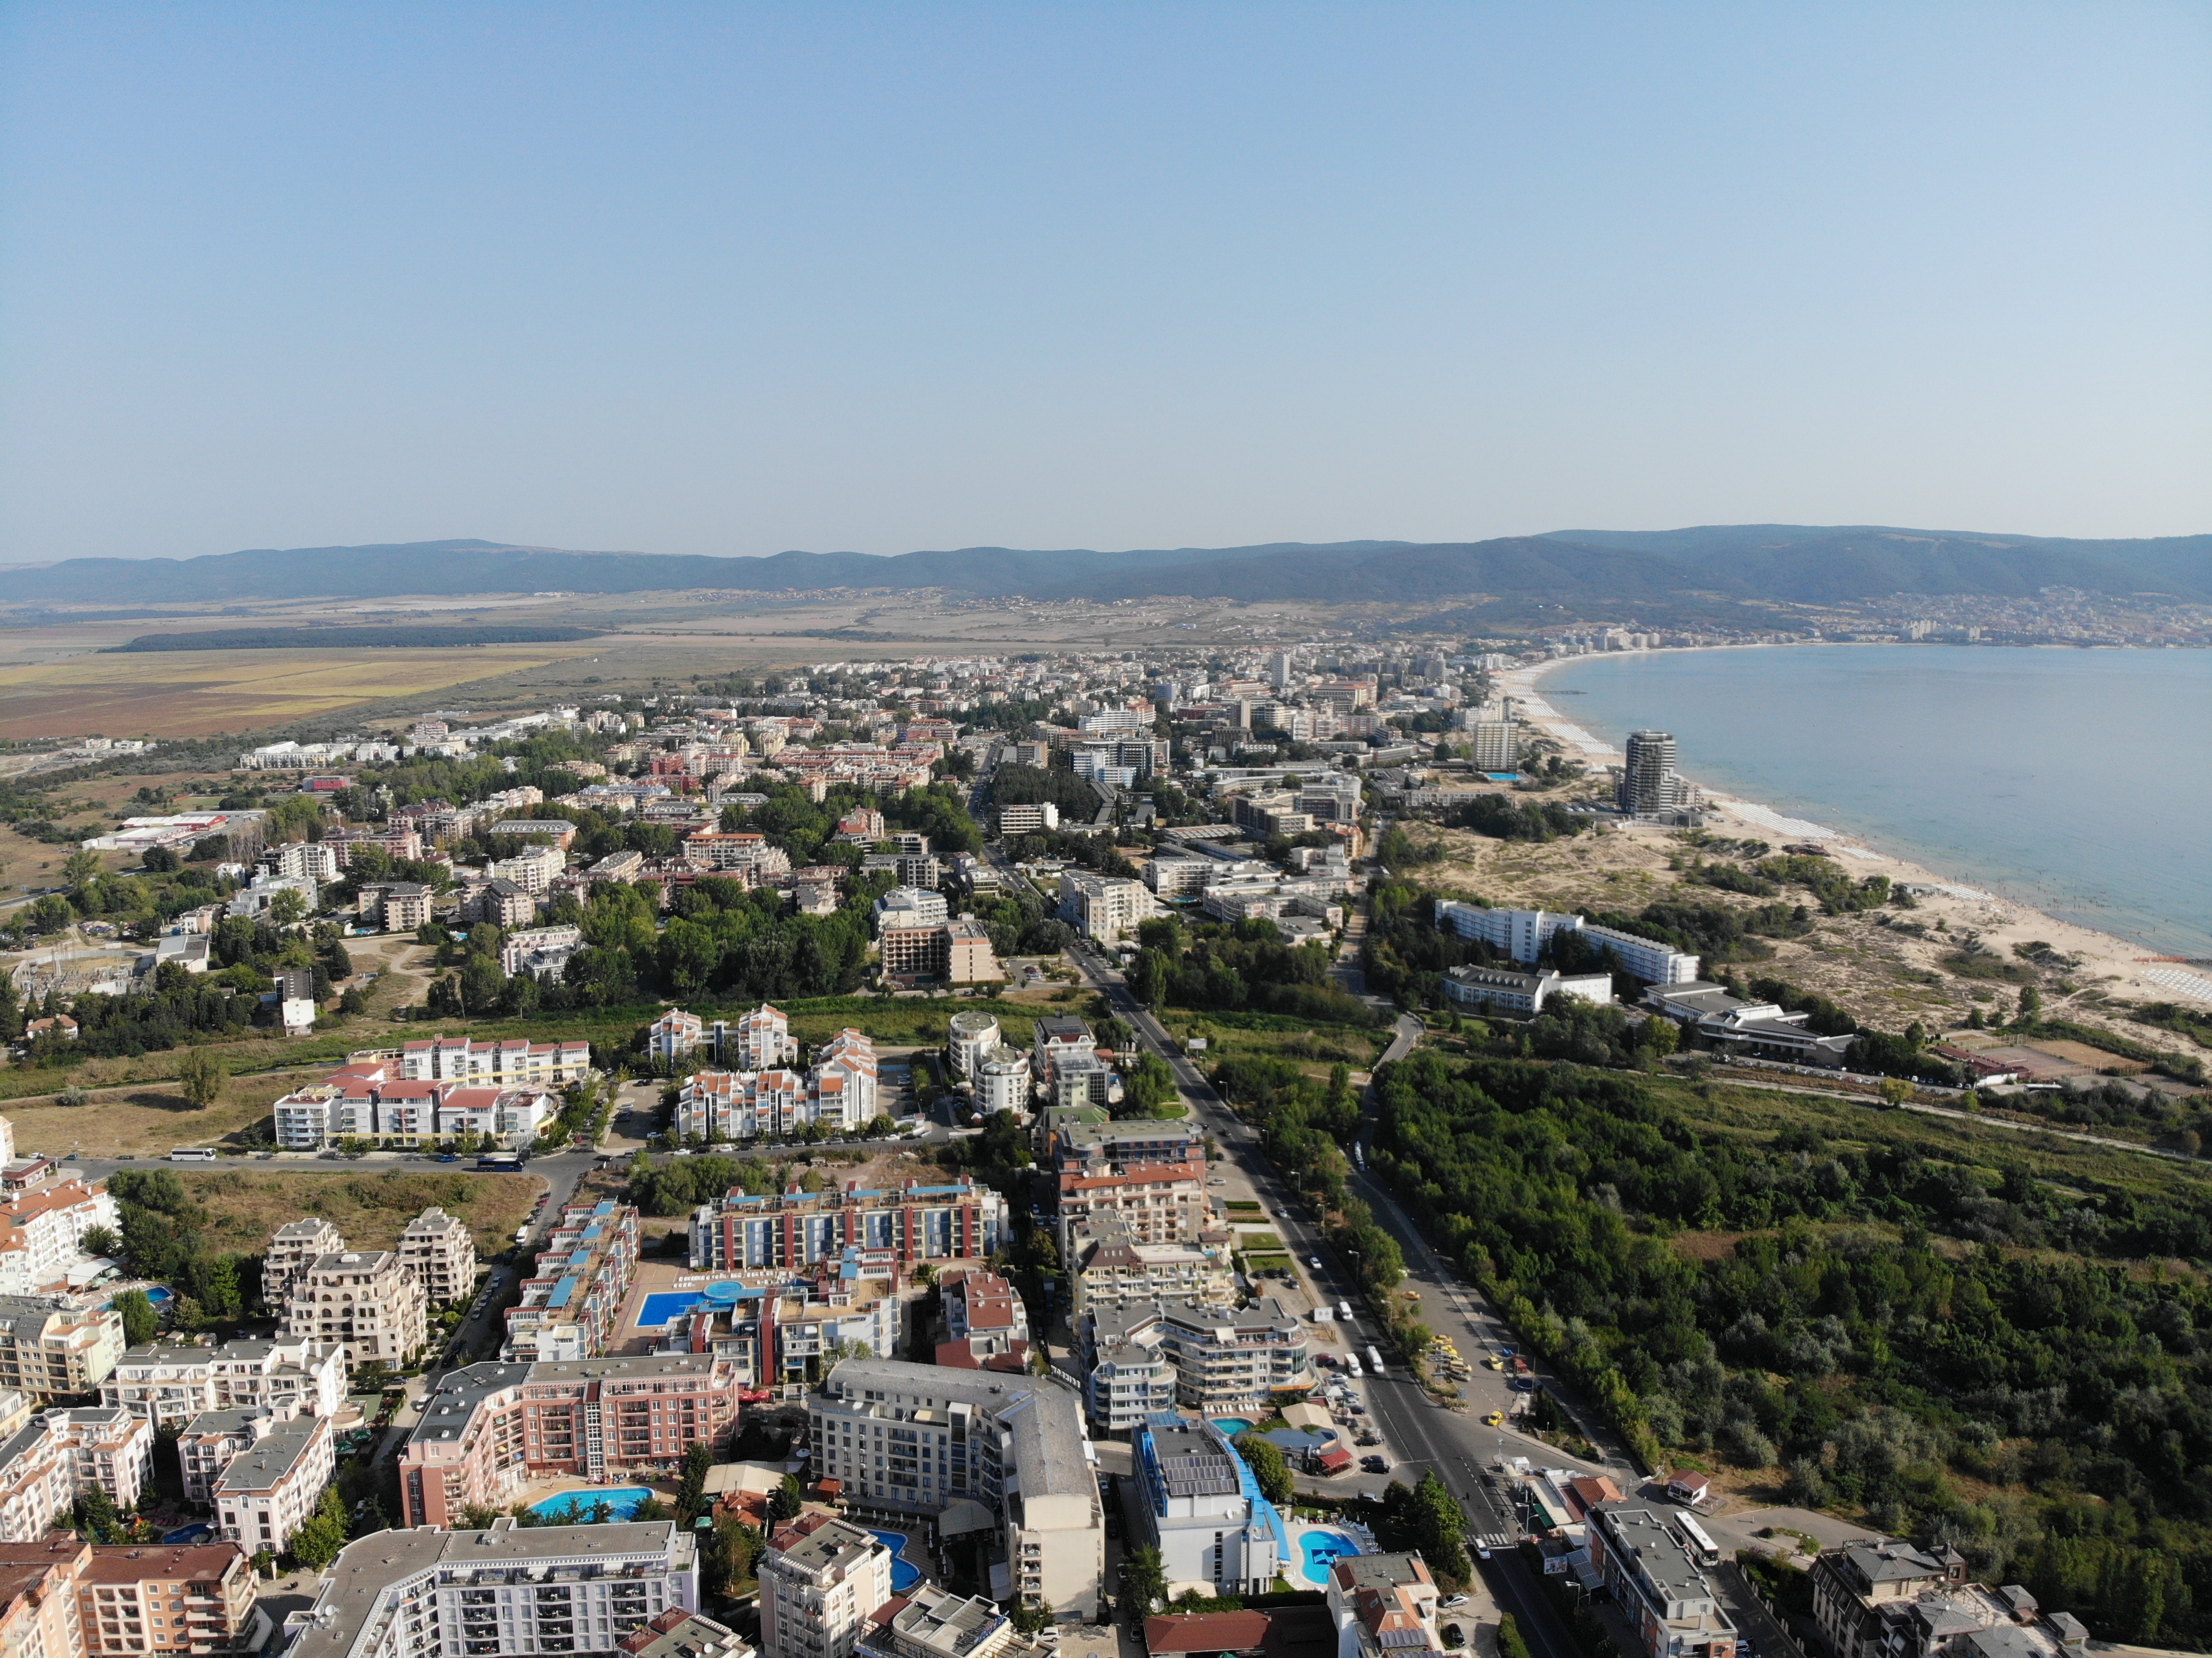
[4,4,2208,563]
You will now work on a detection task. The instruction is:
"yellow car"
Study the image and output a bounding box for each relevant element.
[1483,1411,1506,1427]
[1483,1357,1502,1371]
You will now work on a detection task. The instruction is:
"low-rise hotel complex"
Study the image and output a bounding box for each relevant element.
[687,1178,1007,1271]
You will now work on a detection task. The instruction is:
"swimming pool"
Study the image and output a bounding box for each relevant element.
[529,1487,656,1522]
[868,1529,923,1593]
[1299,1529,1363,1584]
[638,1291,705,1326]
[1210,1418,1254,1437]
[145,1287,173,1305]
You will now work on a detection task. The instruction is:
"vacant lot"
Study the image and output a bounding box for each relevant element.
[166,1168,546,1258]
[0,642,604,741]
[4,1067,305,1156]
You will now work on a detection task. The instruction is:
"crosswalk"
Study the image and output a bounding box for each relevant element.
[1473,1533,1516,1551]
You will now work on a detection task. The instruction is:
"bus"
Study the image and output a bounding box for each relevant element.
[477,1151,524,1171]
[168,1148,218,1163]
[1674,1513,1722,1567]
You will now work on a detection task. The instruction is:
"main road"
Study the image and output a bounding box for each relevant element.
[1061,941,1589,1658]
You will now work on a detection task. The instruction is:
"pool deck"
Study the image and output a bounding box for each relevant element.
[515,1475,678,1516]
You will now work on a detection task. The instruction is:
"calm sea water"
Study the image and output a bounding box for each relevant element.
[1541,645,2212,958]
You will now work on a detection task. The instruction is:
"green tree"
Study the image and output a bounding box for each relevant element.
[80,1225,119,1260]
[1497,1615,1531,1658]
[1121,1545,1167,1615]
[767,1473,803,1523]
[1234,1434,1296,1505]
[63,851,104,891]
[632,1494,670,1523]
[290,1486,351,1569]
[112,1289,159,1347]
[1011,1600,1055,1634]
[676,1441,715,1523]
[74,1486,124,1543]
[176,1047,228,1109]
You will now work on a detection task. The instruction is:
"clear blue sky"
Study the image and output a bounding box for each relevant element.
[3,3,2207,563]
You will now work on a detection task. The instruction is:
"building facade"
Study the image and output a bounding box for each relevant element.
[397,1210,477,1309]
[101,1336,346,1429]
[758,1515,893,1658]
[281,1252,428,1372]
[688,1179,1007,1272]
[1129,1417,1283,1597]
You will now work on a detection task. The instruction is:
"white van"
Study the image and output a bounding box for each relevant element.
[1343,1354,1363,1377]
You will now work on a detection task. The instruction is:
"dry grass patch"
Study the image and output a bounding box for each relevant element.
[170,1168,546,1258]
[3,1069,304,1156]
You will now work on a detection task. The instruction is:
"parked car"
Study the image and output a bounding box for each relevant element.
[1360,1455,1390,1473]
[1441,1595,1469,1610]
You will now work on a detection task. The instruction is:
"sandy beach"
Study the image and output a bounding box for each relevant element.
[1499,650,2212,1016]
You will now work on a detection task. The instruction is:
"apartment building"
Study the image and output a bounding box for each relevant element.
[1056,1162,1209,1250]
[0,1408,155,1542]
[1066,1217,1232,1315]
[1083,1333,1175,1435]
[1810,1540,2088,1658]
[502,1203,641,1365]
[211,1411,335,1556]
[936,1269,1029,1369]
[807,1358,1103,1617]
[102,1336,346,1428]
[386,1034,593,1086]
[758,1515,892,1658]
[647,1005,795,1072]
[1054,1121,1205,1173]
[285,1521,698,1658]
[0,1182,115,1299]
[266,1220,347,1306]
[1083,1299,1312,1419]
[399,1355,741,1528]
[397,1209,477,1308]
[688,1177,1007,1271]
[0,1299,125,1401]
[623,1610,755,1658]
[975,1048,1030,1117]
[1586,1506,1738,1658]
[946,1013,999,1082]
[282,1252,428,1372]
[997,803,1057,835]
[1130,1416,1283,1596]
[179,1409,271,1508]
[355,884,434,933]
[1441,965,1614,1018]
[1325,1554,1442,1658]
[1433,903,1701,987]
[675,1032,879,1143]
[1055,873,1159,945]
[0,1537,87,1658]
[859,1587,1032,1658]
[878,918,999,987]
[645,1246,902,1389]
[74,1544,259,1658]
[275,1057,561,1151]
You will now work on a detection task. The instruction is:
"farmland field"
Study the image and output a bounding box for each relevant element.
[0,642,605,740]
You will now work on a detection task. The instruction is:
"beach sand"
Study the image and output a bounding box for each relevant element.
[1496,653,2212,1020]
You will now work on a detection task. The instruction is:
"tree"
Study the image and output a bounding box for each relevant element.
[80,1225,119,1260]
[112,1289,159,1347]
[268,888,308,928]
[632,1494,670,1523]
[1121,1545,1167,1615]
[290,1486,351,1569]
[176,1048,228,1109]
[1497,1615,1531,1658]
[767,1474,803,1523]
[676,1441,714,1523]
[1011,1600,1055,1635]
[63,851,104,892]
[1877,1077,1913,1107]
[74,1485,124,1543]
[1234,1434,1295,1505]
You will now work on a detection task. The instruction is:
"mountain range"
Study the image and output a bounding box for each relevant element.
[1,526,2204,608]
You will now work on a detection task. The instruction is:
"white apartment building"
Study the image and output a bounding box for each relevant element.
[100,1335,347,1428]
[649,1005,795,1072]
[975,1047,1030,1117]
[759,1515,893,1658]
[1056,872,1159,944]
[266,1218,348,1305]
[946,1012,1000,1082]
[282,1252,429,1372]
[1129,1416,1282,1596]
[1441,965,1615,1018]
[0,1297,126,1401]
[1434,902,1700,986]
[1326,1553,1443,1658]
[675,1031,879,1142]
[874,887,949,935]
[808,1358,1103,1617]
[387,1034,593,1086]
[0,1407,156,1540]
[397,1209,477,1307]
[212,1411,336,1555]
[1082,1298,1312,1420]
[284,1520,700,1658]
[996,803,1058,835]
[0,1178,121,1297]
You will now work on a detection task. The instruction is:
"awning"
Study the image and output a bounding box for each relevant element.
[938,1497,996,1536]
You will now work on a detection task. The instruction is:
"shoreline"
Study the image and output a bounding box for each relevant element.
[1497,645,2212,1011]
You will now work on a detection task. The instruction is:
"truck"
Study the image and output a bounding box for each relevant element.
[1343,1353,1363,1377]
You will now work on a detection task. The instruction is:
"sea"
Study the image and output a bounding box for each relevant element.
[1539,644,2212,959]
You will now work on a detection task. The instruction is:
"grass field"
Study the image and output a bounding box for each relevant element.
[1156,1008,1386,1078]
[0,643,605,740]
[5,1068,306,1156]
[167,1167,546,1259]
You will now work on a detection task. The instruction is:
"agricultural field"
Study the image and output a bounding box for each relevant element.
[165,1167,546,1259]
[0,641,608,741]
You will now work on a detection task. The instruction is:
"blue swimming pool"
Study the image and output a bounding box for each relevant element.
[145,1287,172,1304]
[869,1529,923,1593]
[1299,1529,1363,1584]
[638,1291,704,1326]
[529,1487,657,1523]
[1210,1418,1254,1437]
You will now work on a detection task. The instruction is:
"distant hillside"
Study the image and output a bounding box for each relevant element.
[107,623,604,651]
[1,526,2203,608]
